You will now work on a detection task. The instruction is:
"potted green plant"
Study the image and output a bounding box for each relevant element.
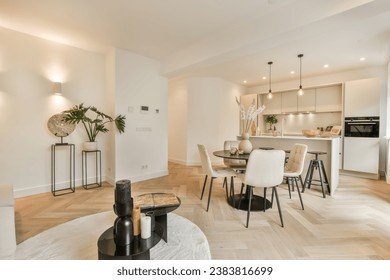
[63,103,126,150]
[265,115,278,132]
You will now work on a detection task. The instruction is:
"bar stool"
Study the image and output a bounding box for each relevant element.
[303,151,330,198]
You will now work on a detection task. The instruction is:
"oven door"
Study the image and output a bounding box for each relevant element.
[344,117,379,138]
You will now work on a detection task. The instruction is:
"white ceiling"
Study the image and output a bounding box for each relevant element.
[1,0,389,86]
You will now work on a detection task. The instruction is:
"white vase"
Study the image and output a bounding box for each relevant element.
[83,141,98,151]
[238,132,252,154]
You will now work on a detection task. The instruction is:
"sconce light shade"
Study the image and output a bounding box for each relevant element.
[53,82,62,95]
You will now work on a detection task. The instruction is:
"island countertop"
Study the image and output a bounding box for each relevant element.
[238,134,341,196]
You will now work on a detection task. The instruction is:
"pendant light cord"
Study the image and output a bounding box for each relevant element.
[268,61,273,93]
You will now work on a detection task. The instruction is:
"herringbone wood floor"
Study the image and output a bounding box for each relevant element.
[14,162,390,259]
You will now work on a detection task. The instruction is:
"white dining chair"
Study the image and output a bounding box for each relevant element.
[282,144,307,210]
[238,149,285,228]
[197,144,237,212]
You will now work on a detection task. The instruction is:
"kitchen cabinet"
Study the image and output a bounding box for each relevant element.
[315,85,342,112]
[281,90,297,113]
[298,88,316,112]
[343,137,379,174]
[344,78,380,117]
[262,92,281,115]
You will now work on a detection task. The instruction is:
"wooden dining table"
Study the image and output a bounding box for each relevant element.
[213,150,272,212]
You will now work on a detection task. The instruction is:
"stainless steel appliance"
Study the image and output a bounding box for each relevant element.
[344,116,379,138]
[343,116,380,176]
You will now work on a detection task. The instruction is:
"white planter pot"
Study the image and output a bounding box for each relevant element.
[83,141,98,151]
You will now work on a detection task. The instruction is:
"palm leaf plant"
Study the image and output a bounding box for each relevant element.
[62,103,126,142]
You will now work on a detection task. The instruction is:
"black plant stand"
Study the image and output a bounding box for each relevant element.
[51,143,75,196]
[82,150,102,189]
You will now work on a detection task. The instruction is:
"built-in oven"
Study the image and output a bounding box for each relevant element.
[344,116,379,138]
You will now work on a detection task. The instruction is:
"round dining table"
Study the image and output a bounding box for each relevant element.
[213,150,272,212]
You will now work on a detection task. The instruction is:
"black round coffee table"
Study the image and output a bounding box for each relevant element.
[97,223,163,260]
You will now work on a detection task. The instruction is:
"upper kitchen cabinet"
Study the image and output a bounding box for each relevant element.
[315,84,342,113]
[261,92,282,115]
[344,78,380,117]
[281,90,297,113]
[298,88,316,112]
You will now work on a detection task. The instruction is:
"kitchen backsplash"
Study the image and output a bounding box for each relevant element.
[260,112,342,135]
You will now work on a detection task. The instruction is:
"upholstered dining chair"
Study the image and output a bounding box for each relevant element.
[282,143,308,210]
[223,140,246,172]
[238,149,285,228]
[197,144,237,212]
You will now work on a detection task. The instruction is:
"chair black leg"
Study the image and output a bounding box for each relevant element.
[206,178,214,212]
[271,188,275,208]
[263,188,267,212]
[230,176,235,207]
[299,175,304,191]
[273,187,284,227]
[246,186,253,228]
[238,183,245,209]
[200,175,208,200]
[224,177,228,199]
[294,177,304,210]
[287,177,292,199]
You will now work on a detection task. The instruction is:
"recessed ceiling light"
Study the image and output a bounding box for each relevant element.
[290,71,295,74]
[360,57,366,61]
[323,64,329,68]
[262,76,267,80]
[243,80,247,83]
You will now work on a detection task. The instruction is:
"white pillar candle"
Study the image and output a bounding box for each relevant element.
[140,216,151,239]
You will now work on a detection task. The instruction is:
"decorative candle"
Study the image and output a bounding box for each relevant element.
[132,207,141,236]
[140,216,151,239]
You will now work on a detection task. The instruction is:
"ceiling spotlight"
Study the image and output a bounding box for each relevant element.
[243,80,247,83]
[360,57,366,61]
[290,71,295,74]
[262,76,267,80]
[297,54,304,96]
[323,64,329,68]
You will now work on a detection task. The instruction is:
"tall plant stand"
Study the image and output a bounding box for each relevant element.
[51,143,75,196]
[82,150,102,189]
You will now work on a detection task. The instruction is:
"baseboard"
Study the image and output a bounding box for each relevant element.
[339,169,380,180]
[129,170,169,183]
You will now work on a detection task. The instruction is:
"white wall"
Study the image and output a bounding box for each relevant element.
[168,77,244,165]
[0,27,108,197]
[168,78,188,164]
[0,28,169,197]
[112,49,168,184]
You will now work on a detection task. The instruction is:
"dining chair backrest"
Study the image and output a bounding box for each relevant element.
[244,149,285,188]
[197,144,214,177]
[284,144,308,175]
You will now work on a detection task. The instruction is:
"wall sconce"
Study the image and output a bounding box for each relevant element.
[52,82,62,95]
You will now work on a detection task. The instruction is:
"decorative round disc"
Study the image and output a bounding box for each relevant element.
[47,113,75,137]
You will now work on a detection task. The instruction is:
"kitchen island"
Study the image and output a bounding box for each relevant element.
[243,135,341,196]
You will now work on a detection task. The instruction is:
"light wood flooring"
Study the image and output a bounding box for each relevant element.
[14,162,390,259]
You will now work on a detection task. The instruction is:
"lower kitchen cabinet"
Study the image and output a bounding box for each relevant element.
[343,137,379,175]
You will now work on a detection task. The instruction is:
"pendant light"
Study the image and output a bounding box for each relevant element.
[297,54,304,96]
[267,61,273,99]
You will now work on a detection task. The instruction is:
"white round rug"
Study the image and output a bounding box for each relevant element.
[6,212,211,260]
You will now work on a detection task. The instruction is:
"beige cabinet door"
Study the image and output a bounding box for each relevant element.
[298,88,316,112]
[316,85,342,112]
[262,92,282,115]
[281,90,297,113]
